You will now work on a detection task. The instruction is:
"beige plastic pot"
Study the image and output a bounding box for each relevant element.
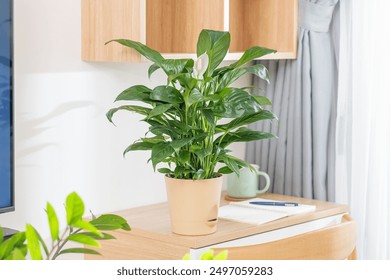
[165,175,223,236]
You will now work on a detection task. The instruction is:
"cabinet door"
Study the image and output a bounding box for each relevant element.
[190,214,343,259]
[81,0,142,62]
[146,0,224,54]
[229,0,298,59]
[81,0,298,62]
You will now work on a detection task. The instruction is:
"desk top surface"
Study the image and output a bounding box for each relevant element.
[112,193,348,249]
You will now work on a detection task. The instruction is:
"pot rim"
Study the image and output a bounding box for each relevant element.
[165,173,222,182]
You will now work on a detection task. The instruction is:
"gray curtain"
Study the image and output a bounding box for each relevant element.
[246,0,339,201]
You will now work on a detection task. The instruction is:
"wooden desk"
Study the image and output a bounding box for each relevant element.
[85,193,348,260]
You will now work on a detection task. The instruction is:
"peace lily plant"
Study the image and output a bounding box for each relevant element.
[106,29,278,180]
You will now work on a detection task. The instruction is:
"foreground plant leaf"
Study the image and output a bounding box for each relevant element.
[46,202,59,241]
[25,224,42,260]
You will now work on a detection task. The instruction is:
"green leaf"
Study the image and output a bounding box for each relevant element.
[148,104,173,119]
[200,249,214,260]
[73,220,102,237]
[123,141,155,156]
[174,166,185,178]
[202,109,215,126]
[67,233,101,248]
[230,46,276,68]
[218,155,256,177]
[148,63,161,78]
[170,137,193,150]
[216,128,276,148]
[194,147,213,161]
[178,150,190,164]
[197,30,231,74]
[142,135,166,143]
[124,136,167,155]
[217,68,247,90]
[189,144,202,153]
[150,86,183,104]
[106,105,152,124]
[25,224,42,260]
[253,95,272,106]
[81,232,116,240]
[58,248,101,256]
[34,228,50,258]
[220,156,240,176]
[245,63,270,83]
[158,168,172,174]
[170,73,197,89]
[216,87,232,99]
[151,142,175,170]
[149,125,180,138]
[193,169,206,180]
[167,119,191,133]
[90,214,131,231]
[186,88,204,107]
[204,95,219,103]
[106,39,164,65]
[225,155,257,173]
[0,232,26,260]
[10,248,26,260]
[217,110,276,131]
[218,166,234,174]
[46,202,59,241]
[197,30,212,57]
[65,192,85,226]
[114,85,152,102]
[208,31,231,73]
[213,88,262,118]
[161,59,194,75]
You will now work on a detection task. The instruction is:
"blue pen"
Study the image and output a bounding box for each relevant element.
[249,201,299,207]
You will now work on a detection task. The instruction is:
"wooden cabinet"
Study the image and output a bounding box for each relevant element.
[84,193,348,260]
[81,0,298,62]
[146,0,225,54]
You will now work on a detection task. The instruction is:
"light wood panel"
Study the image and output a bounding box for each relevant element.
[81,0,298,61]
[81,0,141,62]
[85,229,189,260]
[229,0,298,56]
[90,193,349,250]
[213,214,357,260]
[146,0,224,53]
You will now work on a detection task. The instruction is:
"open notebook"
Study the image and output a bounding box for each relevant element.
[218,198,316,225]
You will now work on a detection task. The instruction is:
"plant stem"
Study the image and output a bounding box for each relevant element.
[50,227,82,260]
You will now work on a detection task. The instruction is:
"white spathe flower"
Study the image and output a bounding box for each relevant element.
[193,53,209,79]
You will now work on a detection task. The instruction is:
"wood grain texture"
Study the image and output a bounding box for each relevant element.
[229,0,298,58]
[213,214,357,260]
[146,0,224,53]
[85,229,189,260]
[81,0,297,61]
[81,0,141,61]
[84,193,350,259]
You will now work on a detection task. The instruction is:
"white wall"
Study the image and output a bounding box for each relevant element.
[0,0,248,238]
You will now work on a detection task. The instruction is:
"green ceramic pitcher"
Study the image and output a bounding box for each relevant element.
[226,164,270,198]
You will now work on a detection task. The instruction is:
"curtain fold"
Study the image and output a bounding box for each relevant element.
[246,0,339,201]
[336,0,390,260]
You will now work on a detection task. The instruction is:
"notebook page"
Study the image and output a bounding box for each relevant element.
[218,198,316,225]
[230,198,316,215]
[218,204,288,225]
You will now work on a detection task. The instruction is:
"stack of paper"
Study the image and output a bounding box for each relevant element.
[218,198,316,225]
